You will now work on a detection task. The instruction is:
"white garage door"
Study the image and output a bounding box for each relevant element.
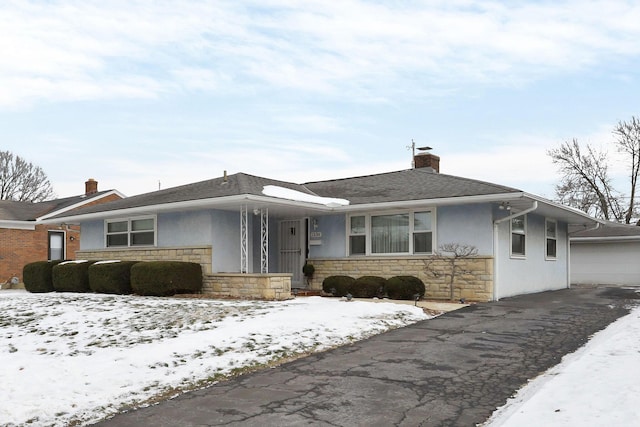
[571,241,640,286]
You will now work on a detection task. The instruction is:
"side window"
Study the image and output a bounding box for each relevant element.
[511,216,526,257]
[546,219,557,259]
[349,216,366,255]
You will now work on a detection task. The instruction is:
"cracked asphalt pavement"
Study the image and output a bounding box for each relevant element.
[94,286,639,427]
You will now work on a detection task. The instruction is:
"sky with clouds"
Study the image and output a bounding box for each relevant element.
[2,0,640,199]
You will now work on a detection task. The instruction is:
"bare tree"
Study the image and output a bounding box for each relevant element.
[549,116,640,224]
[613,116,640,224]
[0,150,55,202]
[548,139,623,221]
[424,243,478,301]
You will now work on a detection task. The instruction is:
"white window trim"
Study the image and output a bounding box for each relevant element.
[545,218,557,261]
[105,215,157,248]
[510,215,527,259]
[346,209,436,256]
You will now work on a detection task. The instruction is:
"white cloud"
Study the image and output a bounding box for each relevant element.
[2,1,640,109]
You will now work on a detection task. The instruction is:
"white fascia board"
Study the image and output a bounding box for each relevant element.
[37,190,127,221]
[39,194,336,224]
[0,220,36,230]
[570,236,640,243]
[524,193,602,225]
[332,192,526,213]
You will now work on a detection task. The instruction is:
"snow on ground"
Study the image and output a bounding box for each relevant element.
[0,291,428,427]
[484,304,640,427]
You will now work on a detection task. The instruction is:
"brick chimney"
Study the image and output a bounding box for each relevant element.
[414,152,440,173]
[85,178,98,195]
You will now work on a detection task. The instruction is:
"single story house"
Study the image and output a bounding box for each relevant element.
[44,153,599,301]
[0,179,124,286]
[570,222,640,286]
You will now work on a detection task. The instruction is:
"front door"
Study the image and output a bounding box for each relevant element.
[48,231,65,261]
[279,220,304,286]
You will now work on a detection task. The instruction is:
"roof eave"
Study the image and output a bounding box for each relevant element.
[0,220,36,230]
[332,192,526,212]
[39,194,337,224]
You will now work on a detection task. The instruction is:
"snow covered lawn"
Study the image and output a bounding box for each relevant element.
[0,291,428,427]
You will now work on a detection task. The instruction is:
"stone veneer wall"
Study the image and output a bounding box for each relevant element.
[76,246,212,274]
[308,256,494,302]
[203,274,292,301]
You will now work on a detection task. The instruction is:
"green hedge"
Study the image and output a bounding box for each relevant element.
[322,275,355,297]
[352,276,387,298]
[386,276,426,300]
[23,260,65,293]
[52,261,97,293]
[89,261,138,294]
[130,261,203,296]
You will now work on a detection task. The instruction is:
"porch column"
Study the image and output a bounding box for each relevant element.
[240,205,248,273]
[260,208,269,273]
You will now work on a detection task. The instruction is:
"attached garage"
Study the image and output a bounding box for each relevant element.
[571,223,640,286]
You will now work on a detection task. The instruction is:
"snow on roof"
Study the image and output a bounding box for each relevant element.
[262,185,349,207]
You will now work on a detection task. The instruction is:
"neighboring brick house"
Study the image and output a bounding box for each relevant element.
[0,179,124,286]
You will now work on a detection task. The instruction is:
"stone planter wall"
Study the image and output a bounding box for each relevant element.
[308,256,494,302]
[203,274,292,301]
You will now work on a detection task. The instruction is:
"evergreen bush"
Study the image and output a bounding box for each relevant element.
[352,276,387,298]
[23,260,64,293]
[89,261,138,294]
[52,260,97,293]
[386,276,426,300]
[130,261,203,296]
[321,275,355,297]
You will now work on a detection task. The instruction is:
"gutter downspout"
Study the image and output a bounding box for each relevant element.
[492,201,538,301]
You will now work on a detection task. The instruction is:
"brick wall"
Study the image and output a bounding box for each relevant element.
[203,273,292,300]
[76,246,213,274]
[0,224,80,284]
[308,256,494,302]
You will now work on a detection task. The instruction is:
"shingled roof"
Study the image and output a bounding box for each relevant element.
[305,168,520,204]
[46,173,319,218]
[45,168,524,221]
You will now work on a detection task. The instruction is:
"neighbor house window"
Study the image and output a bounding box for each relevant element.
[546,219,557,259]
[511,215,526,257]
[349,216,366,255]
[348,210,434,256]
[106,216,156,247]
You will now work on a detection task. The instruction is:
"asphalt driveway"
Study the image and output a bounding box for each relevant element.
[95,286,638,427]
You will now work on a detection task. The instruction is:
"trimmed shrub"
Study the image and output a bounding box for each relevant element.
[23,260,64,293]
[322,275,355,297]
[386,276,426,300]
[89,261,139,294]
[52,260,98,293]
[352,276,387,298]
[130,261,203,296]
